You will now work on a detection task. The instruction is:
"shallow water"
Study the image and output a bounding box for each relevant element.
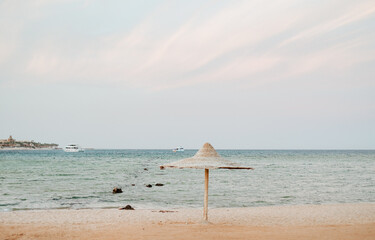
[0,149,374,211]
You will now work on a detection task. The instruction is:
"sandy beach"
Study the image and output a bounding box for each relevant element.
[1,203,374,240]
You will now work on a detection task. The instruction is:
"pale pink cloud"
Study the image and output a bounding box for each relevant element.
[278,36,375,82]
[279,1,375,47]
[18,0,375,91]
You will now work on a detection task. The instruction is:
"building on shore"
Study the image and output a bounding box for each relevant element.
[0,136,58,149]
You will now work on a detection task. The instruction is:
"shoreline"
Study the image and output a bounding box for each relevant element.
[2,203,375,226]
[1,203,374,239]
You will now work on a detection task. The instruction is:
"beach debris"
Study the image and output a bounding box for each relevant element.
[145,184,152,188]
[144,168,148,171]
[159,210,176,213]
[155,183,164,186]
[112,187,123,194]
[119,205,134,210]
[152,210,177,213]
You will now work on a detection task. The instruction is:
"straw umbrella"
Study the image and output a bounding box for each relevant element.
[160,142,253,221]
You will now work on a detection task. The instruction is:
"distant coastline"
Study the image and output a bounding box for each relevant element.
[0,147,61,151]
[0,135,59,150]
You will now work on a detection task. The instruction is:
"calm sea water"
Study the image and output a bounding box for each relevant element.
[0,149,374,211]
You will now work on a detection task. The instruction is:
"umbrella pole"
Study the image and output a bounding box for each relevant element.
[204,168,209,221]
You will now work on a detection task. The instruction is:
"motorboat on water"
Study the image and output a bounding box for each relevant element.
[173,146,184,152]
[64,144,84,152]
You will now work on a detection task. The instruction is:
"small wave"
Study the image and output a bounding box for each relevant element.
[10,206,71,211]
[98,200,116,203]
[56,173,77,176]
[281,196,294,199]
[0,202,20,206]
[65,196,98,200]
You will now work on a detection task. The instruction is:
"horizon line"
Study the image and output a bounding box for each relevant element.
[82,148,375,151]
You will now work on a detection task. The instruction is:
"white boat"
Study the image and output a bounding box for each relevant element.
[173,146,184,152]
[64,144,84,152]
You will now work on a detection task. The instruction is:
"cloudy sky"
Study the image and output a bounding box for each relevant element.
[0,0,374,149]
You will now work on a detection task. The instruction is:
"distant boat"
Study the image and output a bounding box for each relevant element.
[64,144,84,152]
[173,147,184,152]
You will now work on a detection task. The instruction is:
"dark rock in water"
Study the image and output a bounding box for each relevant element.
[119,205,134,210]
[155,183,164,186]
[144,168,148,171]
[145,184,152,188]
[131,184,135,186]
[113,188,123,194]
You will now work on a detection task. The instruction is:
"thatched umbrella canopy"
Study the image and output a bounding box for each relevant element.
[160,142,253,221]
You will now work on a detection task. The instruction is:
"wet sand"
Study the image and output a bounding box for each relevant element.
[1,203,374,240]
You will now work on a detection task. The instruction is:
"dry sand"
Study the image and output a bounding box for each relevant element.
[1,203,374,240]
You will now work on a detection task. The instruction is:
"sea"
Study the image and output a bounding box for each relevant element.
[0,149,374,212]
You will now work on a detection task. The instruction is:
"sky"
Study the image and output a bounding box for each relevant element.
[0,0,374,149]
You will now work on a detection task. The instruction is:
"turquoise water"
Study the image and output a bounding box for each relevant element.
[0,149,374,211]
